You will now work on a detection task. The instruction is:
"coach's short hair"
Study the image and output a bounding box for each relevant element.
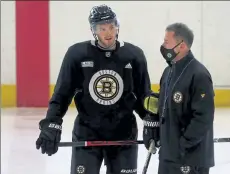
[166,23,194,49]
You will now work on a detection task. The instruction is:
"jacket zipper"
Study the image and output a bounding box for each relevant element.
[161,64,175,123]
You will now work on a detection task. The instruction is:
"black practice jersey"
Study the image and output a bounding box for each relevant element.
[46,40,151,129]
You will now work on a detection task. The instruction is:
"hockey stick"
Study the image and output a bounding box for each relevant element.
[58,140,144,147]
[58,137,230,147]
[142,140,157,174]
[213,137,230,143]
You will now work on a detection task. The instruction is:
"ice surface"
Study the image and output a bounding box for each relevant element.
[1,108,230,174]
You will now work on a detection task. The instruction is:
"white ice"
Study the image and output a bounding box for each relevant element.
[1,108,230,174]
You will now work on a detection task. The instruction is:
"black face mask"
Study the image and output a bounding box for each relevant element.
[160,41,183,63]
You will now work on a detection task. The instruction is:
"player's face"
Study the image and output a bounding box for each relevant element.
[95,23,118,48]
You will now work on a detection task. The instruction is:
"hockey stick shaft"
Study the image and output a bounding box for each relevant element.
[58,137,230,147]
[213,137,230,143]
[58,140,144,147]
[142,140,156,174]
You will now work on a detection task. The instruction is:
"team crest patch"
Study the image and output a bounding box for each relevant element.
[76,165,85,174]
[180,166,191,174]
[173,91,183,103]
[89,70,124,105]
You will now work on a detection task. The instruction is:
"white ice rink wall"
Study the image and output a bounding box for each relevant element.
[1,1,16,85]
[1,1,230,107]
[50,1,230,87]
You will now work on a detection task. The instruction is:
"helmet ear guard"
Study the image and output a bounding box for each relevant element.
[90,26,98,40]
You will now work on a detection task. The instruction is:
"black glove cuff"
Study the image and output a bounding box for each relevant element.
[39,119,62,131]
[143,114,160,128]
[143,120,160,128]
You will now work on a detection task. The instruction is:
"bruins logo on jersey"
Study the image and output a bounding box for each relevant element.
[89,70,124,105]
[173,91,183,103]
[76,165,85,174]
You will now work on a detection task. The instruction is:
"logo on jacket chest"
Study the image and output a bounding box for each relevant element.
[173,91,183,103]
[89,70,124,105]
[180,166,191,174]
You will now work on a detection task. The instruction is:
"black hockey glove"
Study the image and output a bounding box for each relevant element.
[143,113,160,150]
[36,118,62,156]
[142,92,160,150]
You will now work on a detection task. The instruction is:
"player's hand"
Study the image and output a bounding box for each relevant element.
[143,92,160,150]
[36,119,62,156]
[143,113,160,151]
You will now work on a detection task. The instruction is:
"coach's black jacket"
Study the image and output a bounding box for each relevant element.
[158,50,215,167]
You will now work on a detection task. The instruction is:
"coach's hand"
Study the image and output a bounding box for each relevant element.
[36,118,62,156]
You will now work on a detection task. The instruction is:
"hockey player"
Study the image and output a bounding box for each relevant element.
[143,23,215,174]
[36,4,151,174]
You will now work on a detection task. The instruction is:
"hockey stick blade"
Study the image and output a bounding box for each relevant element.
[213,138,230,143]
[142,140,157,174]
[58,140,144,147]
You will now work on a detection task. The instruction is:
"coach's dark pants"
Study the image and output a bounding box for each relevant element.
[70,116,138,174]
[158,160,210,174]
